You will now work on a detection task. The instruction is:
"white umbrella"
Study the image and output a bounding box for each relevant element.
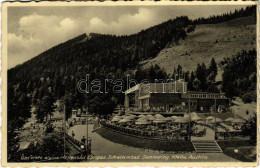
[135,120,151,125]
[130,114,137,118]
[174,118,189,123]
[113,116,122,119]
[136,118,147,121]
[225,118,234,122]
[232,118,245,123]
[206,116,214,120]
[119,119,132,123]
[165,117,173,121]
[111,118,121,122]
[155,114,164,118]
[171,116,179,119]
[216,118,223,123]
[138,114,146,118]
[197,120,205,124]
[191,116,202,121]
[147,116,155,121]
[123,116,135,120]
[146,114,153,118]
[210,118,223,123]
[153,120,167,124]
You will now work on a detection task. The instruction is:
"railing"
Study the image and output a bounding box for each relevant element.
[100,121,187,141]
[65,133,91,154]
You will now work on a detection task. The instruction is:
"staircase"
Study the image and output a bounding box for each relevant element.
[192,140,223,153]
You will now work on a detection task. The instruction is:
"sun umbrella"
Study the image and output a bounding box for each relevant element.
[191,116,202,121]
[138,114,146,118]
[206,116,214,120]
[153,120,167,124]
[136,118,147,121]
[130,114,137,118]
[111,118,121,122]
[154,114,164,118]
[232,118,245,123]
[165,117,173,121]
[147,116,155,121]
[210,118,223,123]
[146,114,153,118]
[225,118,234,122]
[113,116,122,119]
[217,118,224,123]
[171,116,179,119]
[123,116,135,120]
[197,120,205,124]
[135,120,151,125]
[174,118,189,123]
[118,119,132,123]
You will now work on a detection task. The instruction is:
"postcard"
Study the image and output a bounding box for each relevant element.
[1,1,259,167]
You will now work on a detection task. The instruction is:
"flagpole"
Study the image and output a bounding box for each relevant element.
[189,95,191,140]
[214,98,217,140]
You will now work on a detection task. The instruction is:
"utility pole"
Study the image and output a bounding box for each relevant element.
[188,95,191,140]
[86,112,89,150]
[214,98,217,140]
[63,100,66,158]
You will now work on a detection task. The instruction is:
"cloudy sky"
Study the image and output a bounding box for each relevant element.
[8,5,247,69]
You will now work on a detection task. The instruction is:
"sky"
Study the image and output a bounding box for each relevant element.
[7,5,248,69]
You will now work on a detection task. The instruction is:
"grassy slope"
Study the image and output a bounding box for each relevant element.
[142,17,256,81]
[230,97,257,119]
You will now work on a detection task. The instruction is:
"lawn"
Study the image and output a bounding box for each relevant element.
[218,140,256,162]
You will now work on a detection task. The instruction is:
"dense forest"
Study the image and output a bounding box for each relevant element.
[7,5,256,128]
[220,49,256,102]
[193,5,256,24]
[8,16,191,122]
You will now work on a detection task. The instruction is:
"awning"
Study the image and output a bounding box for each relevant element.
[138,95,151,100]
[125,84,140,95]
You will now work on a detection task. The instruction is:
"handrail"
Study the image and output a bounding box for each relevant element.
[65,133,90,151]
[100,121,187,141]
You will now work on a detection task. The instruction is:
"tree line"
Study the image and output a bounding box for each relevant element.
[7,6,256,129]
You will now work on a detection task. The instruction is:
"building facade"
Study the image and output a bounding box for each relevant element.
[124,81,230,113]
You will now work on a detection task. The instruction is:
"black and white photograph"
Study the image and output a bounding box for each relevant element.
[2,1,258,166]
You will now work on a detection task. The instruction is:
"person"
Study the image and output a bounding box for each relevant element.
[81,136,86,144]
[87,137,92,149]
[72,131,75,138]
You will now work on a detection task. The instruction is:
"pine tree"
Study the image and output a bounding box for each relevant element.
[188,71,195,90]
[208,58,218,81]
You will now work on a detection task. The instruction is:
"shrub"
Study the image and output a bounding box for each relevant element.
[241,92,256,103]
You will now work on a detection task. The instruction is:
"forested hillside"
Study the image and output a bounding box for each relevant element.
[7,6,256,127]
[8,16,190,123]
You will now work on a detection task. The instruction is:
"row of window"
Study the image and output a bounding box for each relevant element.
[189,94,226,99]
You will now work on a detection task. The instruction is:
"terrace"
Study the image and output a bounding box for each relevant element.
[101,113,248,142]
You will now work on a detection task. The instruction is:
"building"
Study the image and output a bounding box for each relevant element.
[124,81,230,114]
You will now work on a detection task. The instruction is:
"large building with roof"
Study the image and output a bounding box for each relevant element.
[124,81,230,114]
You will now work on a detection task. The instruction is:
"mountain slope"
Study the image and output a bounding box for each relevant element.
[7,6,256,119]
[142,17,256,81]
